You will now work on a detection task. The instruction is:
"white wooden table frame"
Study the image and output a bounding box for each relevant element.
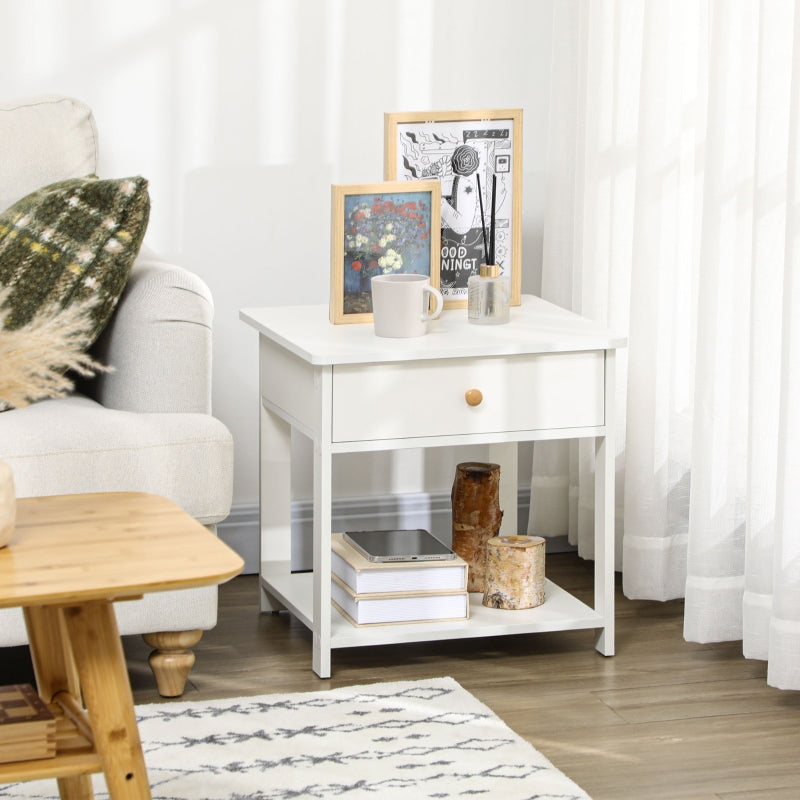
[241,296,626,678]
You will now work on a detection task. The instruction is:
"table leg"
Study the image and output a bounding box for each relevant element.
[594,349,616,656]
[312,438,333,679]
[310,365,334,678]
[62,601,152,800]
[55,777,95,800]
[260,400,292,612]
[24,606,95,800]
[24,606,80,707]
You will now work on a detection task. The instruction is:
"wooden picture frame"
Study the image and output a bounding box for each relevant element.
[384,109,523,308]
[330,180,441,324]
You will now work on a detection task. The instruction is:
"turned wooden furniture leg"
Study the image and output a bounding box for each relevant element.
[142,630,203,697]
[64,601,151,800]
[24,605,96,800]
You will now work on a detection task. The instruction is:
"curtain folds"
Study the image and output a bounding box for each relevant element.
[529,0,800,689]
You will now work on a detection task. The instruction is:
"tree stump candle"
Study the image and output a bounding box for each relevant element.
[482,535,546,610]
[451,462,503,592]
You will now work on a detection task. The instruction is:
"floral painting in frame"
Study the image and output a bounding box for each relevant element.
[384,109,522,308]
[330,180,441,324]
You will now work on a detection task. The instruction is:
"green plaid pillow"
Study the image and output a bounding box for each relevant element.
[0,174,150,342]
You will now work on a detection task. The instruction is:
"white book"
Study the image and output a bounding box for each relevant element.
[331,533,468,595]
[331,576,469,626]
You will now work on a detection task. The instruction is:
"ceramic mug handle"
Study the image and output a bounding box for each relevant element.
[422,285,444,321]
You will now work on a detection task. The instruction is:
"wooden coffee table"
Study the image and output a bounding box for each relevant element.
[0,492,244,799]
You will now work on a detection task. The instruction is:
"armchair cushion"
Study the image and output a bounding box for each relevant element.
[0,394,233,526]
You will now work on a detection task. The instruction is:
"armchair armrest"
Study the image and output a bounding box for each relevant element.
[85,245,214,413]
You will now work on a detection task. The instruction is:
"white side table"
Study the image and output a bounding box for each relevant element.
[241,295,626,678]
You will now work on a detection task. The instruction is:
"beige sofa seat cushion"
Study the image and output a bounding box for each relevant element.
[0,394,233,525]
[0,393,230,648]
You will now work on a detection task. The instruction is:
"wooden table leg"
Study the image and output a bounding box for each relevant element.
[24,606,95,800]
[62,601,152,800]
[55,776,95,800]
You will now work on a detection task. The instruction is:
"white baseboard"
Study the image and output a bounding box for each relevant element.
[218,489,575,574]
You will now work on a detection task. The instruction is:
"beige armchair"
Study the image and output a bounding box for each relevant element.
[0,95,234,696]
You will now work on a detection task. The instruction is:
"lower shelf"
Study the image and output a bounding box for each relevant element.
[261,568,605,649]
[0,703,100,784]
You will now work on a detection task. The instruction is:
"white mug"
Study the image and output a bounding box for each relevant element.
[371,274,444,338]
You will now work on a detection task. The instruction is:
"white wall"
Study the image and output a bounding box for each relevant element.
[1,0,554,514]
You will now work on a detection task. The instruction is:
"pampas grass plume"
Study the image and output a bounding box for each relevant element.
[0,287,111,409]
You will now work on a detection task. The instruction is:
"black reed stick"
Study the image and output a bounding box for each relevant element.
[476,173,490,265]
[489,174,496,265]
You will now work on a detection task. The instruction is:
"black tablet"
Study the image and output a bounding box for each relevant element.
[342,529,456,562]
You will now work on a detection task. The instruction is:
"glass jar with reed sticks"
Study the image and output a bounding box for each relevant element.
[468,174,510,324]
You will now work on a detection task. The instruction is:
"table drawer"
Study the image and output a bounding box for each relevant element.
[331,351,605,442]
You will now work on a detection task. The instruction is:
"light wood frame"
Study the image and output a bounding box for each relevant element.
[330,180,441,324]
[384,109,523,308]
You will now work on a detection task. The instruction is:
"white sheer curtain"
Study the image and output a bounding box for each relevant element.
[529,0,800,689]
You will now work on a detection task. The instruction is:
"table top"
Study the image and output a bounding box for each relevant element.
[0,492,244,608]
[240,294,627,366]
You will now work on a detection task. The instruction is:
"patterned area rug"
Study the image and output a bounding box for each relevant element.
[5,677,591,799]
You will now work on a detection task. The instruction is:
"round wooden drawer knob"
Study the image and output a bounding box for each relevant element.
[465,389,483,407]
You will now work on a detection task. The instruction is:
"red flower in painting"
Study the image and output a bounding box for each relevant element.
[352,260,362,271]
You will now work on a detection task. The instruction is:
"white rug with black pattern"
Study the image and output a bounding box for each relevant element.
[5,677,590,799]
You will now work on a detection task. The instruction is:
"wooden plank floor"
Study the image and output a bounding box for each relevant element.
[3,553,799,799]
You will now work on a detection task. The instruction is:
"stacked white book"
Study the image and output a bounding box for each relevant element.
[331,533,470,626]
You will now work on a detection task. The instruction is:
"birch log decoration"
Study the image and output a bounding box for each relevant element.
[451,462,503,592]
[482,535,546,610]
[0,459,15,548]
